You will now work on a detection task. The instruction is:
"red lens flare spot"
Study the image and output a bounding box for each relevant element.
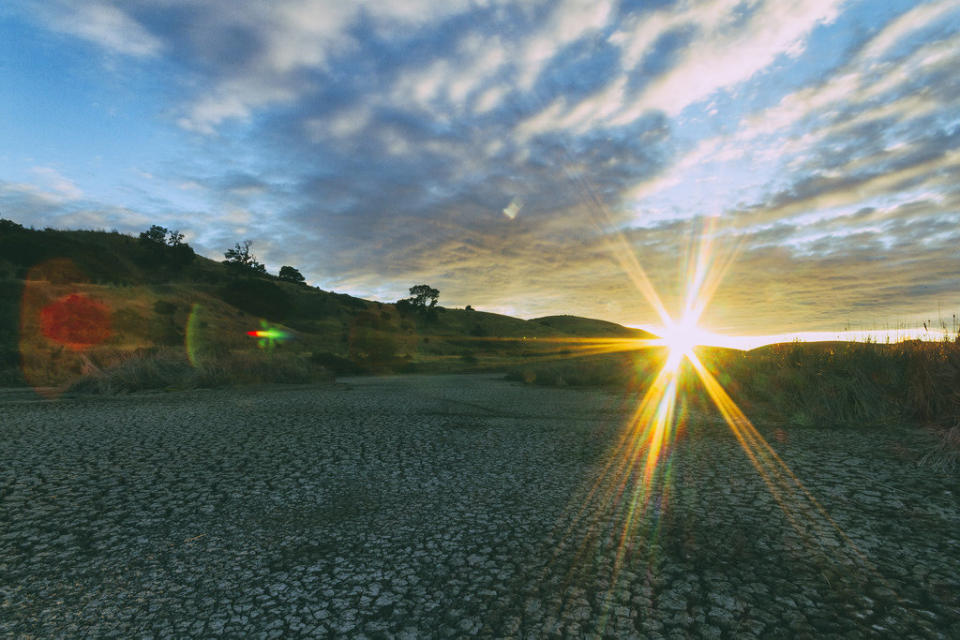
[40,294,112,351]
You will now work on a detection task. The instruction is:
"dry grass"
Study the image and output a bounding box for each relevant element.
[507,339,960,471]
[68,347,332,393]
[919,426,960,472]
[724,340,960,430]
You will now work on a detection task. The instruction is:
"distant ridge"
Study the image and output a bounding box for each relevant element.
[532,315,654,339]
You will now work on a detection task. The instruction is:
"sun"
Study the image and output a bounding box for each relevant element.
[657,317,706,372]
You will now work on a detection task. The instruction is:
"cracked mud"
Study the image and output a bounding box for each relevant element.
[1,374,958,638]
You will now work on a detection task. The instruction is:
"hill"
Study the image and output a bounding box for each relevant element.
[531,315,648,338]
[0,220,655,389]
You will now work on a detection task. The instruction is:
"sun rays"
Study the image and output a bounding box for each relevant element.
[494,216,879,634]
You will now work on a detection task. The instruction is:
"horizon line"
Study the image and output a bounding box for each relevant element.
[628,326,959,351]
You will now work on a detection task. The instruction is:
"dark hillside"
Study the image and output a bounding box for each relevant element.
[0,221,656,387]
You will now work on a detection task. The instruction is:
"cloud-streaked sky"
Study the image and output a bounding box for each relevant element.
[2,0,958,336]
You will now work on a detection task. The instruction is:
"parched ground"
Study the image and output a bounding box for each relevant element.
[1,374,957,639]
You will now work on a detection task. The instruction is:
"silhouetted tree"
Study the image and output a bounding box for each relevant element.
[279,265,306,284]
[396,284,440,320]
[408,284,439,309]
[139,225,169,246]
[0,218,25,234]
[137,225,195,269]
[224,240,267,274]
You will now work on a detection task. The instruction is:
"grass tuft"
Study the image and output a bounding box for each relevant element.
[919,426,960,473]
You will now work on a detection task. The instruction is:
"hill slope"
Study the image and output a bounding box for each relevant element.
[0,221,655,386]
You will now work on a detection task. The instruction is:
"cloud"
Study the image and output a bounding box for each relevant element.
[856,0,960,62]
[514,0,842,140]
[145,0,498,133]
[616,0,842,120]
[29,167,84,201]
[37,0,163,57]
[11,0,960,333]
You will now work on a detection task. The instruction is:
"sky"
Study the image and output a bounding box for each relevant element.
[1,0,959,339]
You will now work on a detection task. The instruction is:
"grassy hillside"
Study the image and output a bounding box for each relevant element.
[0,221,655,389]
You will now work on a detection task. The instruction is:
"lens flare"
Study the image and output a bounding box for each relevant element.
[18,258,114,396]
[185,303,207,367]
[39,293,112,351]
[246,321,291,349]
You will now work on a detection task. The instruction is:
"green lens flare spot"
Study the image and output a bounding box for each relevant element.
[246,321,290,349]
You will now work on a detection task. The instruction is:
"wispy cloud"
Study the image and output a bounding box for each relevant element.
[37,0,164,57]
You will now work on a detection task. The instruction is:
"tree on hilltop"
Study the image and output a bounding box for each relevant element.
[0,218,26,233]
[279,265,306,285]
[396,284,439,317]
[408,284,439,309]
[138,224,195,268]
[224,240,267,275]
[139,225,169,246]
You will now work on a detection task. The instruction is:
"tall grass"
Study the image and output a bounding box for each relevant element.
[721,340,960,430]
[508,340,960,432]
[68,347,332,393]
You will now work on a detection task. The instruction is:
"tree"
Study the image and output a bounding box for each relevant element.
[408,284,439,309]
[139,225,169,246]
[0,218,25,233]
[396,284,440,319]
[223,240,267,274]
[137,225,195,269]
[167,230,185,246]
[278,265,306,285]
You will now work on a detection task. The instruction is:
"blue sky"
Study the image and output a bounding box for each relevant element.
[2,0,959,337]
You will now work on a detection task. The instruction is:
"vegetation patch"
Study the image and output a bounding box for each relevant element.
[68,348,332,393]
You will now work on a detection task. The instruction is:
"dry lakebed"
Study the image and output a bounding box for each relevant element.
[1,374,958,638]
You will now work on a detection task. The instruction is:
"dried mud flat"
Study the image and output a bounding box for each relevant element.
[1,374,958,639]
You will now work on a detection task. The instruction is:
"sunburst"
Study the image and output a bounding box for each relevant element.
[504,216,879,636]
